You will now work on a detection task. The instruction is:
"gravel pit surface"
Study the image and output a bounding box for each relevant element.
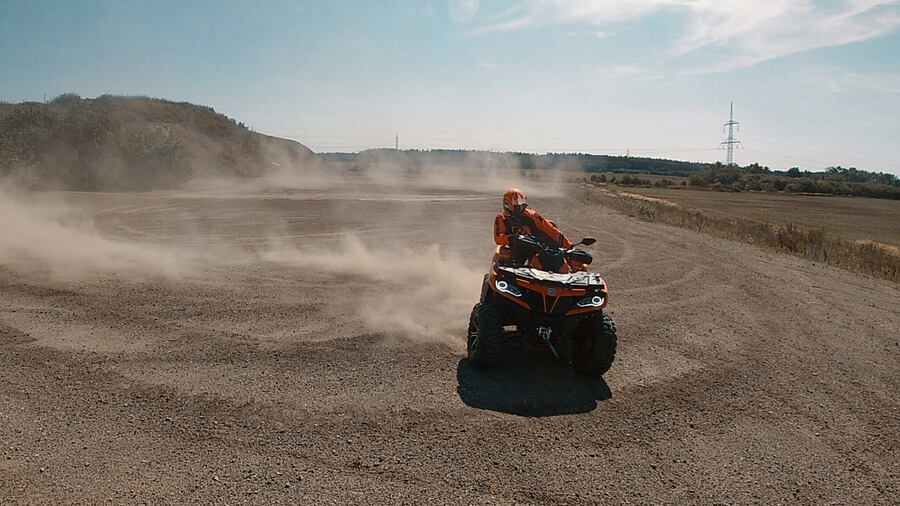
[1,177,898,504]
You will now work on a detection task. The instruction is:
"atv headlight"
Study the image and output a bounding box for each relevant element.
[576,295,605,308]
[495,279,523,298]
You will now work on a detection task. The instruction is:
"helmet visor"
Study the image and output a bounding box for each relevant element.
[505,195,527,214]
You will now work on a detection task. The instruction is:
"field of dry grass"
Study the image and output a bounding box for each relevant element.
[580,184,900,282]
[622,186,900,248]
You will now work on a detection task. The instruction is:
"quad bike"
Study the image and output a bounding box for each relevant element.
[467,234,617,377]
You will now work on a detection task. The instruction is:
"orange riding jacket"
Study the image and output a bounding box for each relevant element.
[494,208,573,249]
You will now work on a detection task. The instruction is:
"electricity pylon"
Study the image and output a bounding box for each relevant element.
[720,102,742,165]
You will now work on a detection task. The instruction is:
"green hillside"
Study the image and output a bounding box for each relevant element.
[0,94,316,191]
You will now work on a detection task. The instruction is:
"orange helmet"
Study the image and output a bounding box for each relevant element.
[503,188,527,215]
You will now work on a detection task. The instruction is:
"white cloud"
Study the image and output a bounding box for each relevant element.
[596,65,642,78]
[680,0,900,71]
[563,30,615,38]
[474,0,664,32]
[802,68,900,94]
[476,0,900,70]
[449,0,481,23]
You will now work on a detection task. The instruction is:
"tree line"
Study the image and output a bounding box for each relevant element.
[328,149,899,200]
[683,163,900,199]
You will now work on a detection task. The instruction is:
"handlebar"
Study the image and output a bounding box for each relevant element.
[507,234,594,270]
[510,234,596,254]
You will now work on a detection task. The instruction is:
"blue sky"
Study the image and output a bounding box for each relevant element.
[2,0,898,175]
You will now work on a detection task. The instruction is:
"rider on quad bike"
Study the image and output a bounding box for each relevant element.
[494,188,573,270]
[469,188,617,377]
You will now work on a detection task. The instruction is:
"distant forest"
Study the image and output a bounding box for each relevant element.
[325,149,900,200]
[322,148,710,176]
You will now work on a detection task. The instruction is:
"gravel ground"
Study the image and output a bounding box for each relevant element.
[1,177,898,504]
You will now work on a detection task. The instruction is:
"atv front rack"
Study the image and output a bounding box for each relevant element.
[497,266,605,287]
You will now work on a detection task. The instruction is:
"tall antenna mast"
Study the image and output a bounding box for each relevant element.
[720,102,742,165]
[395,133,399,150]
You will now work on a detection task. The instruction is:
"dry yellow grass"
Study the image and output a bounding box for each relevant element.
[580,184,900,283]
[626,186,900,247]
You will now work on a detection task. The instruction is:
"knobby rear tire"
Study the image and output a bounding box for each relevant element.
[467,303,502,367]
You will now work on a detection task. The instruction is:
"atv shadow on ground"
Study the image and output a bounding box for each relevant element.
[456,344,612,417]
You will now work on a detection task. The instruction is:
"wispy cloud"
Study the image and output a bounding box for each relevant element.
[475,1,900,71]
[449,0,481,23]
[593,65,666,82]
[564,29,616,38]
[676,0,900,71]
[595,66,642,78]
[801,68,900,94]
[476,0,668,29]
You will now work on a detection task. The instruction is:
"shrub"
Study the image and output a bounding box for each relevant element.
[688,172,707,186]
[112,125,188,190]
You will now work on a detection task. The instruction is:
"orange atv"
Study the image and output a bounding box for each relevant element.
[467,234,617,377]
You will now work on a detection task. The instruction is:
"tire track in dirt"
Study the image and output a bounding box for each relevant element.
[2,182,898,504]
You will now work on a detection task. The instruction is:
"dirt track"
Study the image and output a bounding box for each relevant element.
[1,176,898,504]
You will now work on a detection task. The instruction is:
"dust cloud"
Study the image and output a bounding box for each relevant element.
[262,234,483,342]
[342,150,568,197]
[1,150,565,344]
[0,185,200,279]
[249,155,548,342]
[261,146,343,190]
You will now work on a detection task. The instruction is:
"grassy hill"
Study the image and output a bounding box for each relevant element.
[0,94,316,191]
